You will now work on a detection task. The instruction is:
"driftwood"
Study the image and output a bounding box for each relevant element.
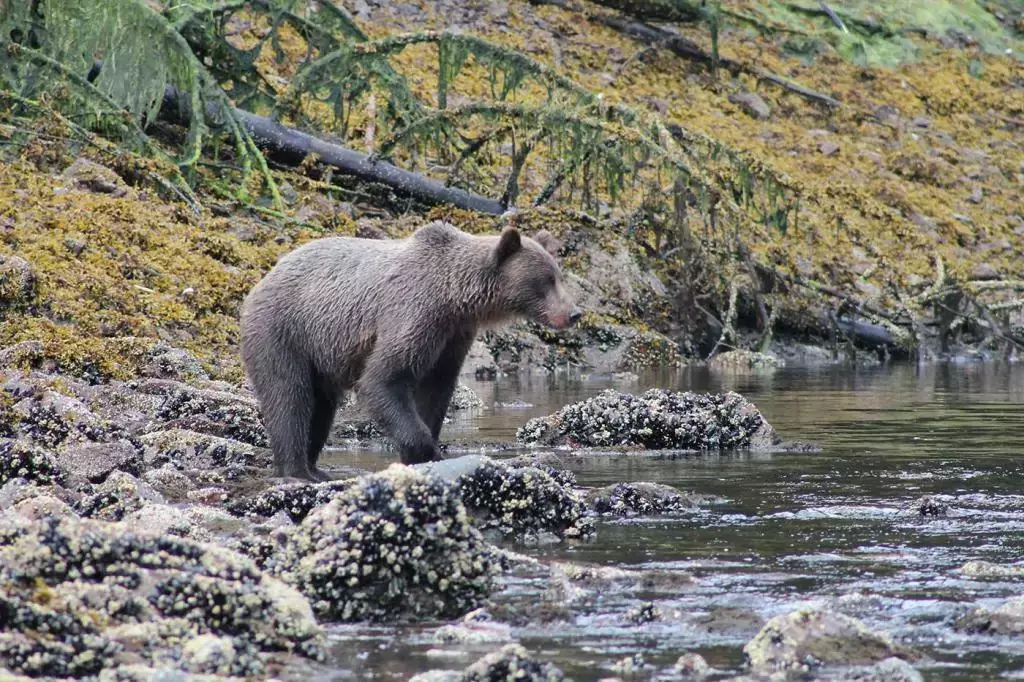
[156,86,505,215]
[595,15,841,108]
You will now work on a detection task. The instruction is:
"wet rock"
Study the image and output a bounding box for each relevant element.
[586,482,702,516]
[60,158,128,196]
[743,607,917,675]
[619,329,683,369]
[272,464,500,622]
[227,478,356,523]
[430,457,593,540]
[0,254,36,305]
[0,514,323,678]
[434,609,513,645]
[624,601,661,624]
[708,349,785,371]
[959,561,1024,579]
[517,389,779,451]
[957,596,1024,635]
[152,385,267,447]
[675,652,711,679]
[139,429,270,471]
[461,644,565,681]
[0,439,66,486]
[900,495,949,517]
[55,439,140,484]
[449,383,485,412]
[728,92,771,120]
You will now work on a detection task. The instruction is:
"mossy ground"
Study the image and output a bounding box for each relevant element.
[1,0,1022,378]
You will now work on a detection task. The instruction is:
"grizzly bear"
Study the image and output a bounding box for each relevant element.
[240,221,580,481]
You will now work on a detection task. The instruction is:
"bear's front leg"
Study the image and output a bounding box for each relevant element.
[359,360,443,465]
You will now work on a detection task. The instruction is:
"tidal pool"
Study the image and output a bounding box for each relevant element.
[319,362,1024,681]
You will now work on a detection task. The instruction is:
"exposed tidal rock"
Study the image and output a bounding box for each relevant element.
[55,438,141,484]
[585,482,709,516]
[12,390,119,448]
[461,644,565,681]
[73,471,166,522]
[270,464,501,622]
[139,429,270,472]
[434,609,513,645]
[956,596,1024,635]
[743,608,917,675]
[227,478,357,523]
[0,514,323,679]
[517,389,779,450]
[151,385,267,447]
[423,456,593,540]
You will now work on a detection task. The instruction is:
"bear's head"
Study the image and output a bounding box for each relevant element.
[492,226,581,330]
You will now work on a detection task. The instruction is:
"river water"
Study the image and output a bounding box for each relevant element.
[320,362,1024,681]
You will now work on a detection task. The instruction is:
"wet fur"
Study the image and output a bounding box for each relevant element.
[240,221,577,480]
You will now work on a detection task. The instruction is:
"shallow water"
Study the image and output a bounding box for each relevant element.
[319,362,1024,681]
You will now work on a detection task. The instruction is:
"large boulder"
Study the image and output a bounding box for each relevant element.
[743,608,917,676]
[271,464,501,622]
[517,389,779,450]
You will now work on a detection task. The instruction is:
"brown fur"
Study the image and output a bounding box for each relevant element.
[240,221,579,480]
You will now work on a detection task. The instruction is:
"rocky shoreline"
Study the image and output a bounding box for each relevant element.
[0,346,932,681]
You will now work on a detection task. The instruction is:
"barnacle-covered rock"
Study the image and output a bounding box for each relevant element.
[139,429,270,471]
[152,385,267,447]
[586,482,706,516]
[227,479,357,523]
[461,644,565,681]
[274,464,500,622]
[451,459,594,540]
[0,439,66,486]
[0,254,36,306]
[12,390,118,448]
[0,514,323,678]
[138,342,210,382]
[73,471,166,521]
[517,389,779,450]
[743,608,917,675]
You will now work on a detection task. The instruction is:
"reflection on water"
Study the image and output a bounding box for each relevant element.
[319,362,1024,681]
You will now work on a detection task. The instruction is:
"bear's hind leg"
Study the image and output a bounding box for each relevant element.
[307,381,340,481]
[250,355,318,481]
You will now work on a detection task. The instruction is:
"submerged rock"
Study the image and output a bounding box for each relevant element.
[272,464,500,622]
[743,608,916,675]
[0,514,323,678]
[517,389,779,450]
[461,644,565,681]
[956,596,1024,635]
[959,561,1024,579]
[585,482,705,516]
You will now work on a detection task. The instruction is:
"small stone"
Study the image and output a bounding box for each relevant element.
[911,117,932,128]
[60,158,128,196]
[957,596,1024,635]
[0,255,36,304]
[187,486,229,504]
[969,186,984,204]
[970,263,1000,281]
[675,653,711,679]
[728,92,771,120]
[960,561,1024,579]
[819,140,841,156]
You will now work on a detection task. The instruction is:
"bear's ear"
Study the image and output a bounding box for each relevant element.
[494,227,522,267]
[532,230,561,256]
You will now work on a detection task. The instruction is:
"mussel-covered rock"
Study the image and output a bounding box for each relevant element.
[0,514,323,678]
[956,596,1024,635]
[271,464,500,622]
[517,389,779,450]
[586,482,707,516]
[0,439,66,486]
